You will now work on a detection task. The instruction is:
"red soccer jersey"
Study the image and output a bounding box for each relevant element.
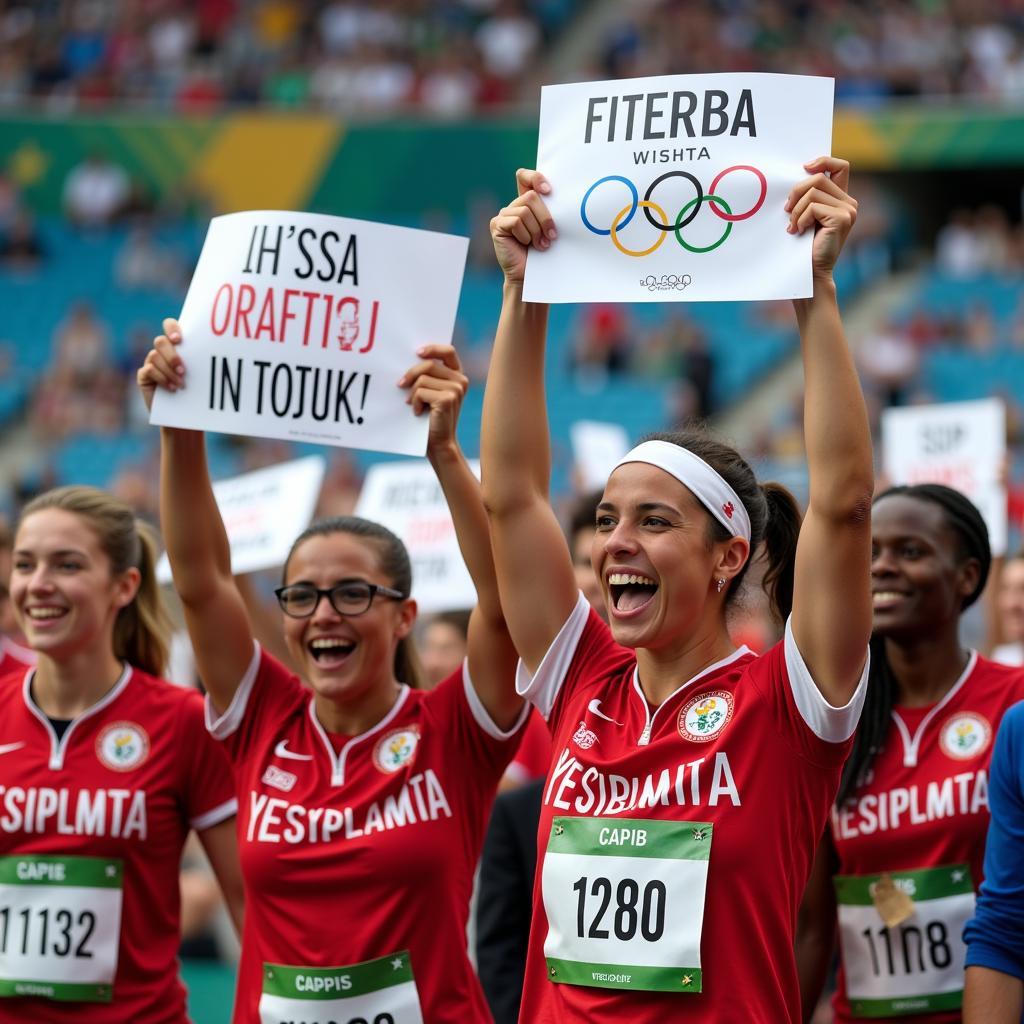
[208,646,527,1024]
[0,636,35,679]
[517,595,867,1024]
[830,652,1024,1023]
[0,665,237,1022]
[505,709,552,785]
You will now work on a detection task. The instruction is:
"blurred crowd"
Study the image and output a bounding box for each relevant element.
[0,0,577,116]
[593,0,1024,103]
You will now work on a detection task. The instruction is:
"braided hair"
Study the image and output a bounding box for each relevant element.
[836,484,991,805]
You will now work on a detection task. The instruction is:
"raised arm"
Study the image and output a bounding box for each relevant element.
[138,318,255,714]
[399,344,521,729]
[480,170,581,674]
[788,158,875,706]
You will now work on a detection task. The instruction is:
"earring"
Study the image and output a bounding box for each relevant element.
[716,577,727,593]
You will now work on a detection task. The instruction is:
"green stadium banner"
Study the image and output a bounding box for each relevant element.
[0,105,1020,219]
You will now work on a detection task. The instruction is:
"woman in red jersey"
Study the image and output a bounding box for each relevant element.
[479,156,871,1024]
[0,486,242,1022]
[139,326,525,1024]
[797,484,1024,1023]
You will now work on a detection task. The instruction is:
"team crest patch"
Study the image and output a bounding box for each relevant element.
[373,726,420,774]
[939,712,991,761]
[96,722,150,772]
[678,690,734,742]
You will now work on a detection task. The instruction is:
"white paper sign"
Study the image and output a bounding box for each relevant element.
[150,210,468,455]
[882,399,1007,556]
[355,460,478,614]
[157,455,326,582]
[522,73,834,304]
[571,420,631,491]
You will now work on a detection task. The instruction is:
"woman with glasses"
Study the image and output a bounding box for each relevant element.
[138,321,526,1024]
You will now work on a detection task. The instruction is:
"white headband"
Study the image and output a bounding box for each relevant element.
[612,440,752,542]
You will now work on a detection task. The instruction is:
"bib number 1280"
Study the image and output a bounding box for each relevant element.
[572,875,666,943]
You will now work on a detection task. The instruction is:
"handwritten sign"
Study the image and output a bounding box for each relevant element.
[882,399,1007,556]
[354,460,478,614]
[522,72,834,303]
[156,455,326,582]
[150,210,468,456]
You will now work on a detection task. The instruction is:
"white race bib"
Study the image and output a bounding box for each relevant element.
[0,854,124,1003]
[260,951,424,1024]
[542,816,712,992]
[836,864,975,1018]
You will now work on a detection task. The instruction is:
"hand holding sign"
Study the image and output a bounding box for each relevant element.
[491,169,556,284]
[137,317,185,408]
[785,156,857,279]
[398,344,469,457]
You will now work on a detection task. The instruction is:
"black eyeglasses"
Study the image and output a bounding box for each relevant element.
[274,580,406,619]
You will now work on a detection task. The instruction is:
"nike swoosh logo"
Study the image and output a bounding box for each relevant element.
[587,699,622,726]
[0,742,25,755]
[274,740,313,761]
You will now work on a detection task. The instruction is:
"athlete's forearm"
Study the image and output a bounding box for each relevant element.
[964,966,1024,1023]
[480,281,551,514]
[794,277,874,522]
[159,427,233,603]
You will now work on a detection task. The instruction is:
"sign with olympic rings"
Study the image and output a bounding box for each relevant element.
[521,72,834,304]
[580,166,767,257]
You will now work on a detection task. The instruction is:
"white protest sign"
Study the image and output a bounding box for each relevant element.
[522,73,834,304]
[571,420,631,491]
[882,399,1007,556]
[157,455,326,582]
[150,210,468,456]
[355,460,478,614]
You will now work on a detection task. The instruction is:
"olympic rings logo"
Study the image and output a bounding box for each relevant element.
[580,165,767,257]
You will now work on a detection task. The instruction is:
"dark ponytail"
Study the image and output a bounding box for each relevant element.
[836,484,991,805]
[641,429,802,622]
[284,516,425,689]
[760,482,801,622]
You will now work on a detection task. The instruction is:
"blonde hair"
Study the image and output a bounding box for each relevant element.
[19,486,171,677]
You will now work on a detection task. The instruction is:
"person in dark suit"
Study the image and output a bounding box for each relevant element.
[476,778,544,1024]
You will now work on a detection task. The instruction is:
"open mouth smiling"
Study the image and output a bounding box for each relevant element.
[608,572,659,614]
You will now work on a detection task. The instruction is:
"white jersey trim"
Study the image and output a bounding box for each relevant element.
[24,663,134,771]
[205,641,262,740]
[515,592,591,721]
[784,617,869,744]
[190,796,239,831]
[890,650,977,768]
[630,645,753,746]
[311,686,411,787]
[463,658,530,741]
[1,635,35,668]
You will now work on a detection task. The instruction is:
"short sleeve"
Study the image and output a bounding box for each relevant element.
[746,620,868,767]
[516,593,631,728]
[424,662,530,786]
[176,690,238,830]
[964,701,1024,979]
[204,645,306,761]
